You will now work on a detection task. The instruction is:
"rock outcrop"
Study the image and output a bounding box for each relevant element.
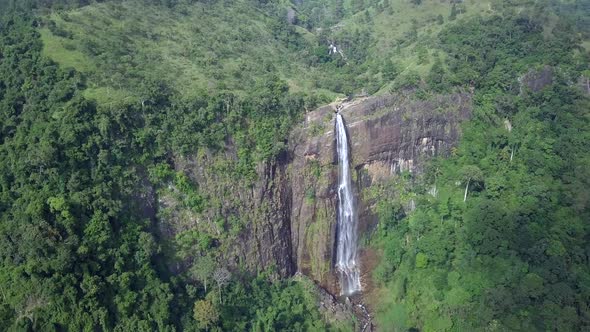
[289,92,472,293]
[164,150,296,278]
[519,66,553,93]
[159,91,472,295]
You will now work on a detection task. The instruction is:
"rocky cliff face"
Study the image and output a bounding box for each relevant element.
[289,92,472,293]
[161,150,296,277]
[159,91,472,294]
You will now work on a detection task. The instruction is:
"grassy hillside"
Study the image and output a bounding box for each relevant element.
[37,0,506,104]
[39,0,341,105]
[26,0,590,104]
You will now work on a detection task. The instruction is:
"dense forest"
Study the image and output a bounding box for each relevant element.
[0,6,327,331]
[0,0,589,331]
[371,11,590,331]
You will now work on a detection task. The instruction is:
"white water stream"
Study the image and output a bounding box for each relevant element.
[335,112,362,296]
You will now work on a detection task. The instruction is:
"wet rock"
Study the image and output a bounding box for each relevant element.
[316,284,355,323]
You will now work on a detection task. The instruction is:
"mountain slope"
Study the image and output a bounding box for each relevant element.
[39,0,339,104]
[0,0,588,331]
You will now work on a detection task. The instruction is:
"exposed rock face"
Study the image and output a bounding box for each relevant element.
[519,66,553,93]
[301,274,355,323]
[286,7,297,24]
[169,152,296,277]
[288,92,472,293]
[579,75,590,96]
[232,157,295,277]
[159,91,472,294]
[519,66,589,95]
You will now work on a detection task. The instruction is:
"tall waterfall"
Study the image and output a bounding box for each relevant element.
[335,112,362,296]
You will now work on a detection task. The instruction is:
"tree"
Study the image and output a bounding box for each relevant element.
[415,252,428,268]
[382,59,399,81]
[193,299,219,330]
[460,165,484,202]
[427,57,448,91]
[191,255,216,293]
[334,0,344,20]
[213,268,231,303]
[449,3,458,21]
[352,0,364,13]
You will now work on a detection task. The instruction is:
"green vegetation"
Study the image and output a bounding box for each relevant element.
[0,14,176,330]
[0,9,331,331]
[27,0,496,101]
[0,0,589,331]
[37,1,325,102]
[371,8,590,331]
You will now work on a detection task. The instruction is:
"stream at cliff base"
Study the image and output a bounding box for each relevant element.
[335,112,362,296]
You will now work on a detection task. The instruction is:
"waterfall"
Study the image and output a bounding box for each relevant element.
[335,112,362,296]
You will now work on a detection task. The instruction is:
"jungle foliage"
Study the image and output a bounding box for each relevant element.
[0,0,589,331]
[371,9,590,332]
[0,11,330,331]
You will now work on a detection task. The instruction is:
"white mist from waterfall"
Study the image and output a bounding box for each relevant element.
[335,112,362,296]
